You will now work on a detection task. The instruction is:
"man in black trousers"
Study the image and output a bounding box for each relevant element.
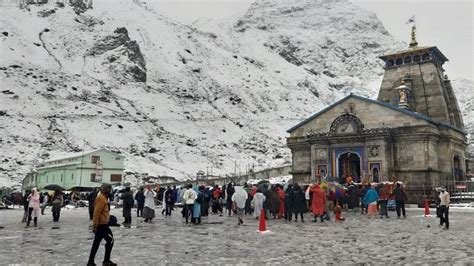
[87,184,116,266]
[135,187,145,217]
[393,182,408,218]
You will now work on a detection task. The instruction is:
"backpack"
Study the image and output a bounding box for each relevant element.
[108,215,119,227]
[196,193,203,204]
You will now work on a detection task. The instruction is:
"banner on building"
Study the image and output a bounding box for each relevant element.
[95,160,103,182]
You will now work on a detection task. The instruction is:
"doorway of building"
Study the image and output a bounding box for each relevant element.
[453,155,462,180]
[338,152,361,182]
[372,167,380,183]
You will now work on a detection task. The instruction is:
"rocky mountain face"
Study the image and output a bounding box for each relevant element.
[451,78,474,151]
[0,0,472,188]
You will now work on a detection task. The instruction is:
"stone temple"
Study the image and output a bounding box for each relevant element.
[286,28,467,203]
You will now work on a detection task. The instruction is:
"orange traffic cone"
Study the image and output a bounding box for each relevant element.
[424,198,430,217]
[257,208,270,233]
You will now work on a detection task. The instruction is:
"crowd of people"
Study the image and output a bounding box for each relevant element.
[93,180,414,226]
[14,179,452,230]
[8,179,451,266]
[84,180,450,265]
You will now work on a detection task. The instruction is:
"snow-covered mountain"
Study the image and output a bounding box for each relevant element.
[1,0,472,188]
[451,78,474,151]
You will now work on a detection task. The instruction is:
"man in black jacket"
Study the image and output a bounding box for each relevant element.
[121,186,134,225]
[134,187,145,217]
[284,184,293,221]
[291,183,305,222]
[393,183,408,218]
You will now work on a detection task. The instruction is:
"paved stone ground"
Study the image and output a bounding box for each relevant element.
[0,206,473,265]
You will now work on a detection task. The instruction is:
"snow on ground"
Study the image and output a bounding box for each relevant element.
[247,175,293,185]
[0,207,473,264]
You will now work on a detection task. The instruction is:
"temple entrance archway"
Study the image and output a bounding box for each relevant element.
[337,152,361,182]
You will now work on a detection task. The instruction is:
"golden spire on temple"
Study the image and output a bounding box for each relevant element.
[409,25,418,48]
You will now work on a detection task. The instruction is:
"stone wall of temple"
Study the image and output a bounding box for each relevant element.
[378,61,453,126]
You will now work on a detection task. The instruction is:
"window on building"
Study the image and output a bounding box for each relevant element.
[46,176,48,183]
[71,173,74,180]
[110,174,122,182]
[61,174,63,182]
[91,155,100,164]
[91,173,96,182]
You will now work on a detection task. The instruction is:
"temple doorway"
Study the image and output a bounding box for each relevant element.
[338,152,361,182]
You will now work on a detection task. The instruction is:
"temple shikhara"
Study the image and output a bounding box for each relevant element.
[286,26,467,203]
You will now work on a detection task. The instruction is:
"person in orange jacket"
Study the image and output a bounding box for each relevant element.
[87,184,116,266]
[309,184,326,222]
[276,185,285,219]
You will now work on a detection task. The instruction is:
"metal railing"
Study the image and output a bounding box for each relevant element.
[445,181,474,203]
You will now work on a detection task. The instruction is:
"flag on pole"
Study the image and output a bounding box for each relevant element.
[406,15,415,24]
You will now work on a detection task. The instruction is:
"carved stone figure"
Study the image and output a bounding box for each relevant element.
[368,146,379,157]
[399,90,407,103]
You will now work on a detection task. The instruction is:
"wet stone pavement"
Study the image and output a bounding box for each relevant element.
[0,207,473,265]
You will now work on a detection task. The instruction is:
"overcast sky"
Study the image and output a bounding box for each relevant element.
[152,0,473,80]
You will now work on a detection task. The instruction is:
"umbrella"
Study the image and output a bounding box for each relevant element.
[335,187,345,198]
[44,184,65,191]
[70,186,94,192]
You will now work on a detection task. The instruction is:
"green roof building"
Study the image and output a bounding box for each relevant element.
[23,149,125,191]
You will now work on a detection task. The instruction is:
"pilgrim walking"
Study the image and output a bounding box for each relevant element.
[87,184,116,266]
[143,186,156,223]
[26,188,40,227]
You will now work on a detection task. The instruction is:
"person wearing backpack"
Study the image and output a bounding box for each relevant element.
[87,184,116,266]
[121,185,134,225]
[192,186,205,225]
[51,190,64,222]
[134,187,145,217]
[164,187,173,218]
[392,182,408,218]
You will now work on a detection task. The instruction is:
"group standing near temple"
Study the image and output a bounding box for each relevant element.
[13,178,451,265]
